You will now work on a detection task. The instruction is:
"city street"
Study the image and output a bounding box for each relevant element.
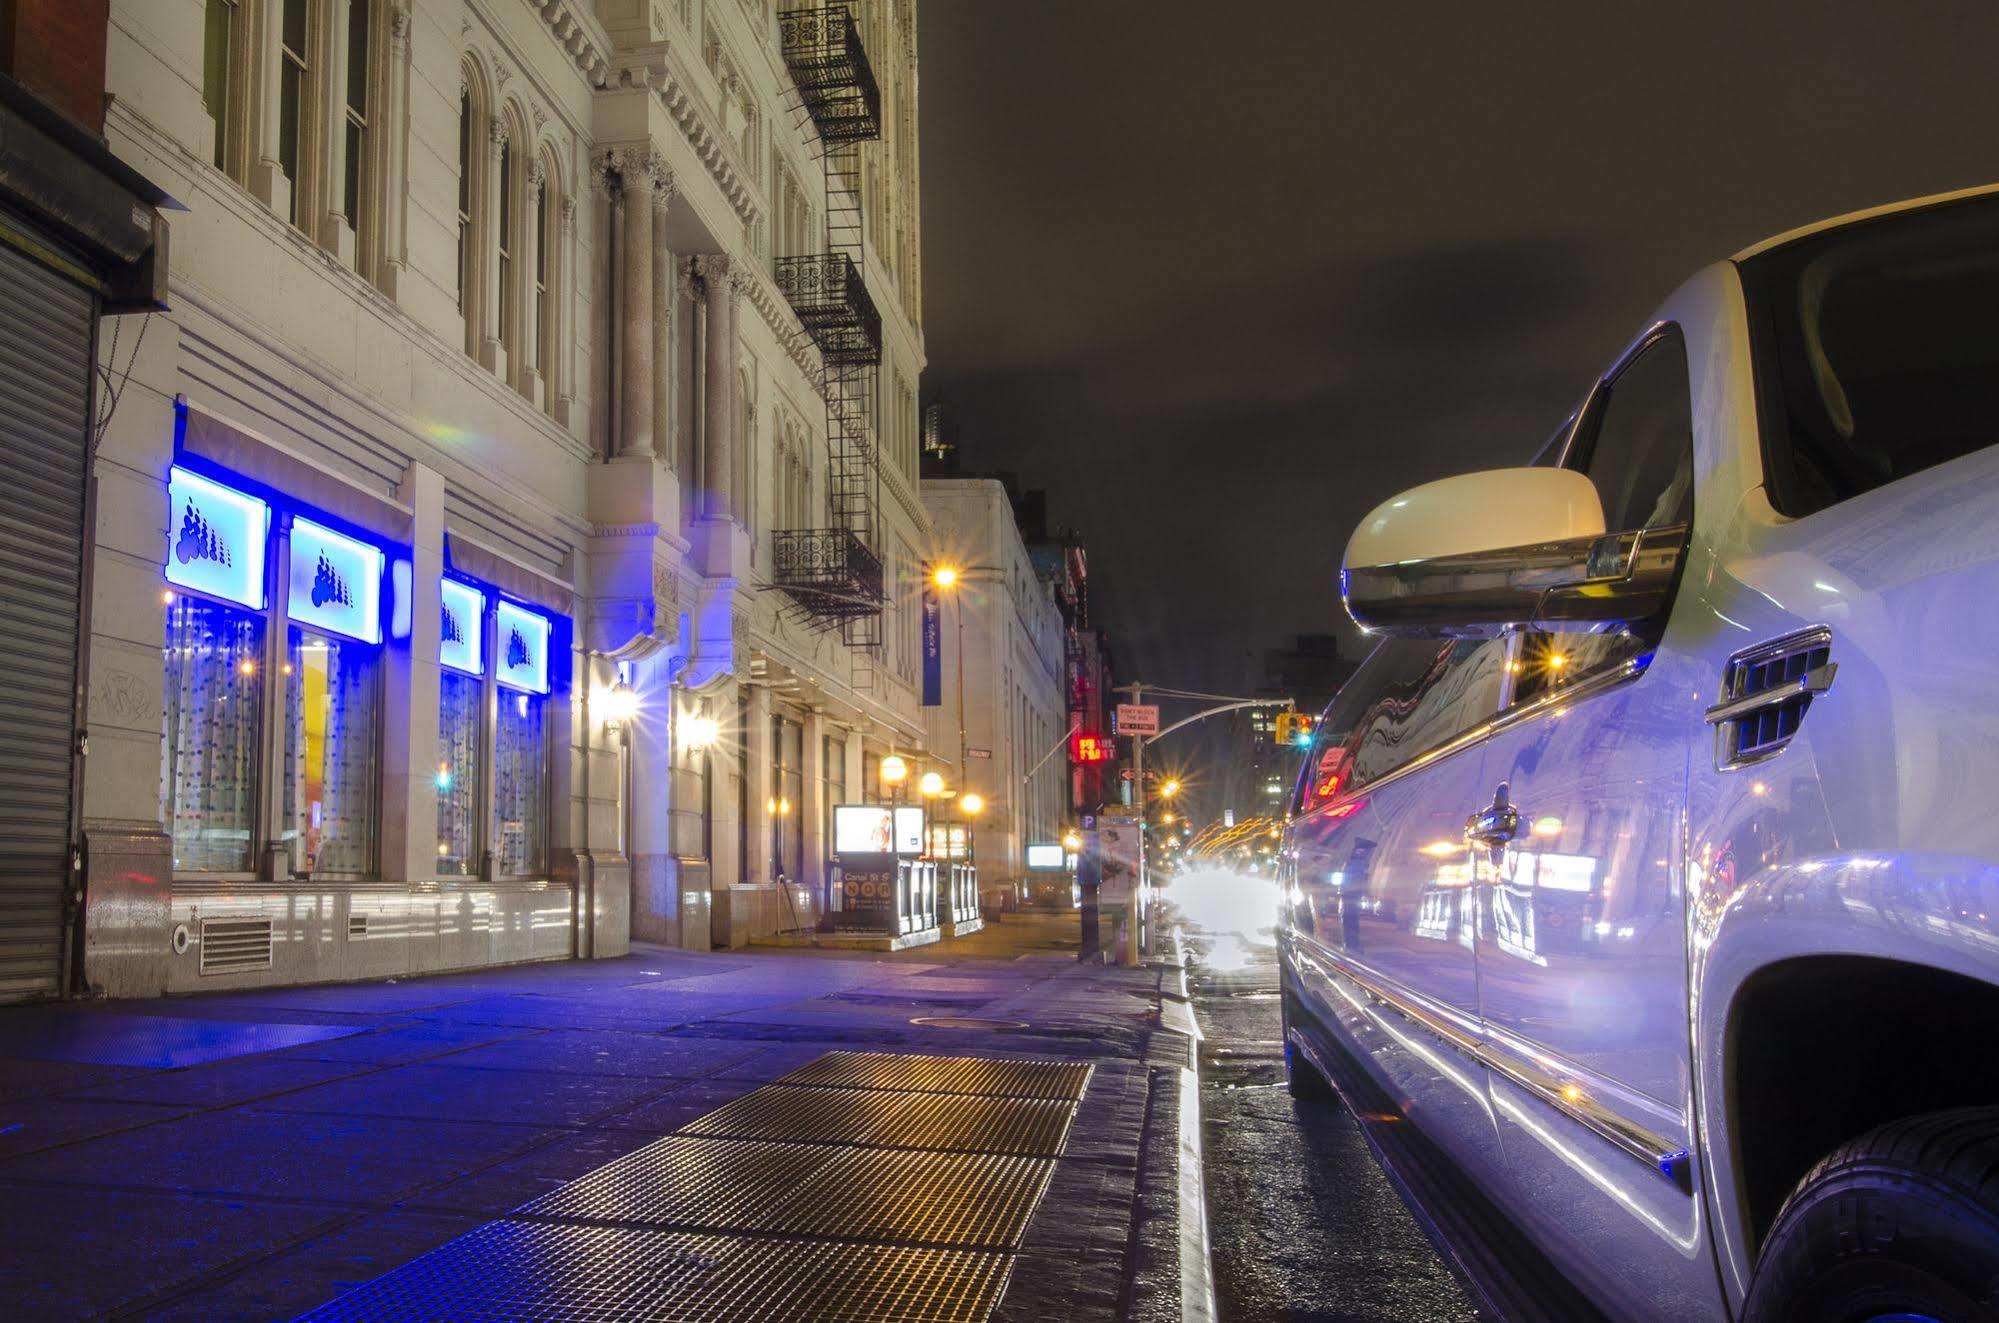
[0,914,1198,1321]
[1174,902,1482,1323]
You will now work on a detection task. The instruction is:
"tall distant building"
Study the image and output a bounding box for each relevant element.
[1246,633,1358,809]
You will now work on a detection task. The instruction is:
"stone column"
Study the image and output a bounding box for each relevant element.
[593,155,616,456]
[378,4,412,297]
[380,461,443,883]
[626,647,677,943]
[651,179,674,469]
[744,681,773,889]
[318,0,354,257]
[801,709,825,908]
[693,254,737,519]
[479,116,508,376]
[556,193,577,425]
[615,148,666,458]
[519,162,545,404]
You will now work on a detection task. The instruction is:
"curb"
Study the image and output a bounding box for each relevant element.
[1124,931,1218,1323]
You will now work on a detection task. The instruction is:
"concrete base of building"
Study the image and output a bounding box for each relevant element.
[753,927,943,952]
[947,916,986,939]
[708,883,824,950]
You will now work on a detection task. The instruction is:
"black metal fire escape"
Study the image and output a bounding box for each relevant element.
[773,4,885,660]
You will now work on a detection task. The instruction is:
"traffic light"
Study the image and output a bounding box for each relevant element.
[1274,711,1315,747]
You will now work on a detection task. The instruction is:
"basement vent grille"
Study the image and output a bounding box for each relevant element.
[200,917,273,975]
[349,914,368,938]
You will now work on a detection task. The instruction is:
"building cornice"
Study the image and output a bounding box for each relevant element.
[522,0,612,87]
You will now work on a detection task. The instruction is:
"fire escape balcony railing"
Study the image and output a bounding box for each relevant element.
[778,5,882,144]
[773,252,882,367]
[772,527,884,622]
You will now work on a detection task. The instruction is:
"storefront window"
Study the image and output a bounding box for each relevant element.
[162,596,264,872]
[437,670,481,875]
[283,627,379,875]
[495,688,546,875]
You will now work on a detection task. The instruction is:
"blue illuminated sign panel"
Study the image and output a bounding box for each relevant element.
[288,517,383,643]
[495,600,550,693]
[165,467,268,608]
[439,578,484,675]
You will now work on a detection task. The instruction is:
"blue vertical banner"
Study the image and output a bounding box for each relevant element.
[921,583,942,707]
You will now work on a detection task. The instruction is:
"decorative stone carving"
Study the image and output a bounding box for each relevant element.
[488,115,509,150]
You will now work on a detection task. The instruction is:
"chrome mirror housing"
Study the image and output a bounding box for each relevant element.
[1342,468,1686,636]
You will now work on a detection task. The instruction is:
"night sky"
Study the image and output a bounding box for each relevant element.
[917,2,1998,804]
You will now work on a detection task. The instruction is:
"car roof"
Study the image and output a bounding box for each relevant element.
[1732,181,1999,261]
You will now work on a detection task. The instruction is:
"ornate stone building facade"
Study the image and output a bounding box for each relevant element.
[81,0,926,995]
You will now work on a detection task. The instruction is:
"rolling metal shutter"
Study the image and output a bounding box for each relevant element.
[0,241,92,1001]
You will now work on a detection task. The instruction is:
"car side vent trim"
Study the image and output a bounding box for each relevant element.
[1707,626,1835,771]
[199,916,274,975]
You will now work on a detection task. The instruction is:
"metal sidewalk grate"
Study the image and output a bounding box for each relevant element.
[680,1083,916,1147]
[517,1133,837,1230]
[777,1050,1093,1100]
[887,1091,1078,1158]
[679,1084,1076,1157]
[298,1220,1015,1322]
[306,1050,1090,1320]
[770,1146,1057,1250]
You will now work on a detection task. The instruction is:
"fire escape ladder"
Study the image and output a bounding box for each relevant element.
[775,4,886,684]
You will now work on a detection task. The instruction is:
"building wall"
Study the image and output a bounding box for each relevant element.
[84,0,926,994]
[919,479,1066,880]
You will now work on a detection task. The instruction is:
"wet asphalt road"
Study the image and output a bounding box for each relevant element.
[1183,924,1484,1323]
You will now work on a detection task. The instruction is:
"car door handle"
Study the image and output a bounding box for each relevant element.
[1465,783,1521,847]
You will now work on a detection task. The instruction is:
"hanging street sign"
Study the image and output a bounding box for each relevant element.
[967,747,991,759]
[1115,703,1160,736]
[921,582,942,707]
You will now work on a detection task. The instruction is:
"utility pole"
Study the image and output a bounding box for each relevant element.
[1128,682,1144,966]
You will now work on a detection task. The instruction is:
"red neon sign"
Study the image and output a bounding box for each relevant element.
[1071,731,1112,764]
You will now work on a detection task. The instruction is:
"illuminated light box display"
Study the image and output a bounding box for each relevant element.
[165,467,269,608]
[289,517,383,644]
[439,578,484,675]
[1026,843,1067,871]
[495,600,551,693]
[832,804,926,856]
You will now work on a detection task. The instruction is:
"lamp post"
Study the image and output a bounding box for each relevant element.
[930,564,968,780]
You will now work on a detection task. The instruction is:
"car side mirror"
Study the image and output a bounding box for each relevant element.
[1342,467,1686,636]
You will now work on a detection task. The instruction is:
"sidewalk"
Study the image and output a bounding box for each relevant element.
[0,913,1207,1321]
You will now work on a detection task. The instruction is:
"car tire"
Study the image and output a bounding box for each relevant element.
[1744,1106,1999,1323]
[1279,987,1337,1101]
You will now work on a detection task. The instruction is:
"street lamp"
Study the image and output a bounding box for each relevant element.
[1062,829,1082,852]
[880,753,909,805]
[918,770,946,798]
[679,712,720,752]
[959,792,985,817]
[1160,778,1181,798]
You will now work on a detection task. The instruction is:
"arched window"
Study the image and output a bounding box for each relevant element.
[497,134,515,366]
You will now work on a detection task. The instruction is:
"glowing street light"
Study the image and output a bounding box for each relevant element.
[1062,830,1083,851]
[931,564,960,589]
[919,770,946,798]
[1160,779,1181,798]
[679,713,720,751]
[880,754,909,785]
[959,792,985,816]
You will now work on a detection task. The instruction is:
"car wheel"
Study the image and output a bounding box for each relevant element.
[1745,1106,1999,1323]
[1279,987,1336,1101]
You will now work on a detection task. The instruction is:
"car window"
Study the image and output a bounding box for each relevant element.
[1509,329,1693,708]
[1741,191,1999,518]
[1568,329,1693,534]
[1297,636,1508,811]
